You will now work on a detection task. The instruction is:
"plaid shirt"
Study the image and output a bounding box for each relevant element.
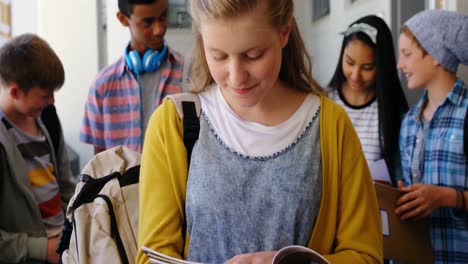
[81,48,184,152]
[400,79,468,263]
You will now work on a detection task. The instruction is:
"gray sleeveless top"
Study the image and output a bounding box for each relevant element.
[185,108,323,263]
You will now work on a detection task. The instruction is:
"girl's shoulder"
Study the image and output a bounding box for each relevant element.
[320,95,349,121]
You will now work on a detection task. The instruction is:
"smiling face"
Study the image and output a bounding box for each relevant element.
[200,2,291,110]
[341,38,377,93]
[118,0,168,53]
[398,32,438,90]
[12,86,55,118]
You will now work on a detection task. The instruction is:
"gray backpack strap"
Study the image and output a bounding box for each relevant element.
[166,93,201,120]
[166,93,201,254]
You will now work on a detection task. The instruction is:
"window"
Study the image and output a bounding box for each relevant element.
[0,0,11,44]
[168,0,191,28]
[312,0,330,21]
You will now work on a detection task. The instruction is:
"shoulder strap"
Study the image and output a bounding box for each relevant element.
[95,194,129,264]
[166,93,201,164]
[464,106,467,156]
[182,102,199,165]
[166,93,201,118]
[166,93,200,256]
[40,104,62,158]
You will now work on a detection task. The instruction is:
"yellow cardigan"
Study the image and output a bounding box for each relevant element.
[137,95,383,264]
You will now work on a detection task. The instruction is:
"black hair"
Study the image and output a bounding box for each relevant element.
[118,0,157,17]
[328,15,408,184]
[0,33,64,93]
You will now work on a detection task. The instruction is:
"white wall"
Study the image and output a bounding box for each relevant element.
[11,0,37,35]
[295,0,391,87]
[37,0,98,170]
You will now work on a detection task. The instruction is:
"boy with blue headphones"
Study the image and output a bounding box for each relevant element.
[81,0,184,154]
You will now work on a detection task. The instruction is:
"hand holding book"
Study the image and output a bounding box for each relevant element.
[142,245,330,264]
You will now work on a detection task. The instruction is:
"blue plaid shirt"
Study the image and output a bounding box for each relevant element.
[400,79,468,263]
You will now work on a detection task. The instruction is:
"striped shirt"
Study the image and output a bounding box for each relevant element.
[80,48,184,152]
[329,89,381,164]
[400,79,468,263]
[1,116,63,238]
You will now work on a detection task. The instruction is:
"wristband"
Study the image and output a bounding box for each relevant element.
[459,190,466,211]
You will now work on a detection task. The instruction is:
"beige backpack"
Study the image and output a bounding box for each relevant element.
[59,145,141,264]
[57,93,201,263]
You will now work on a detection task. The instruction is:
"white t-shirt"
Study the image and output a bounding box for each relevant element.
[199,84,320,157]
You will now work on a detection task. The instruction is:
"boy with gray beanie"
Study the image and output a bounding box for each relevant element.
[395,9,467,263]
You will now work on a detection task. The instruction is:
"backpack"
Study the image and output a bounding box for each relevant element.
[41,104,62,158]
[58,93,201,264]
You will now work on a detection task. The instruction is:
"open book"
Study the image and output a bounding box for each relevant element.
[368,159,391,184]
[142,245,330,264]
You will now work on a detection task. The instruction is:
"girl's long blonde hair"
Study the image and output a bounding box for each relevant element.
[188,0,323,95]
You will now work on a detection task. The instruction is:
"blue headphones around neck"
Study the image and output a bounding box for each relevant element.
[125,43,168,75]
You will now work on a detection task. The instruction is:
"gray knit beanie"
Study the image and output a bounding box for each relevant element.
[405,9,468,73]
